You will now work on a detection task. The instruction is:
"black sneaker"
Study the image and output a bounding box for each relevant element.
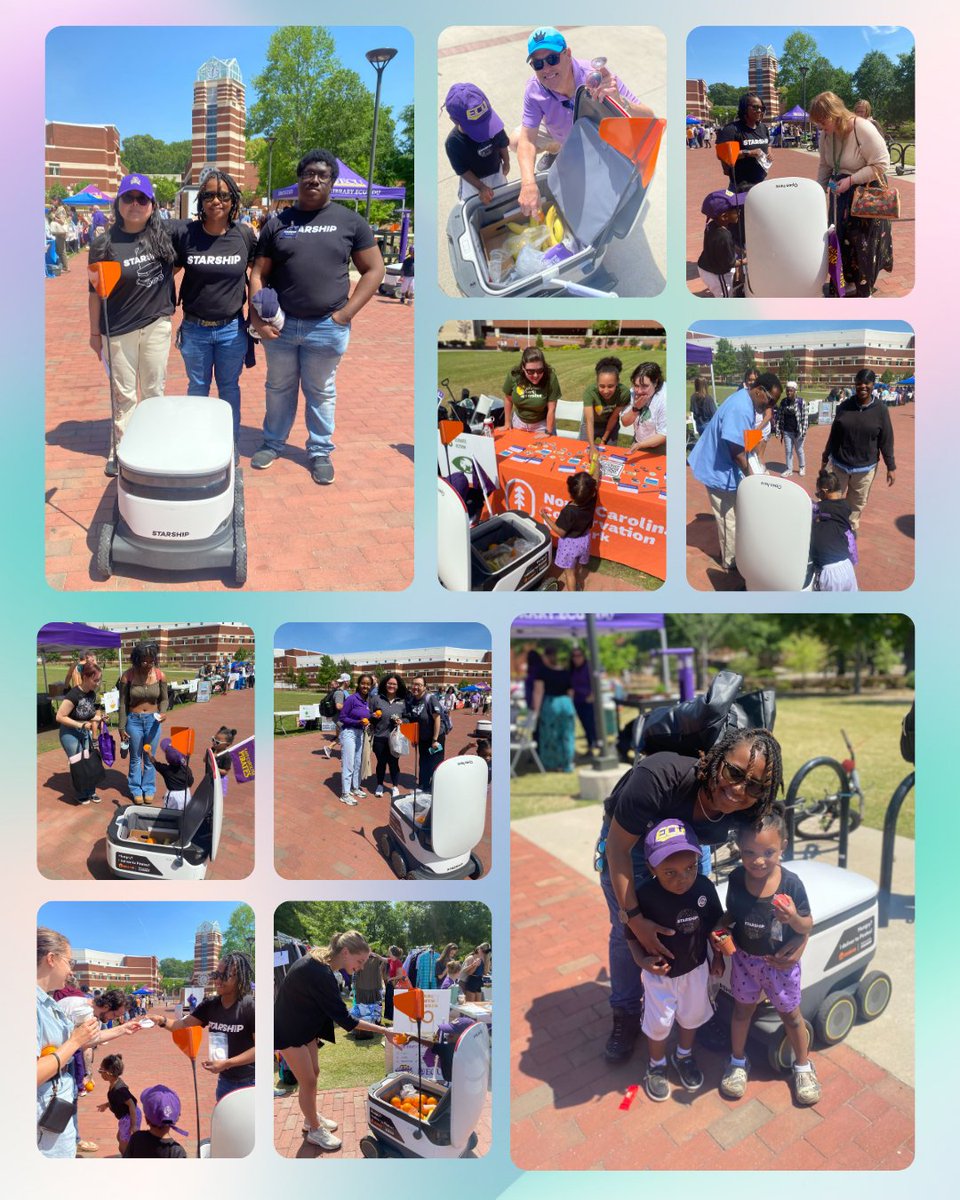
[251,445,279,469]
[310,456,335,485]
[644,1062,670,1102]
[671,1050,704,1092]
[536,152,558,172]
[104,456,118,477]
[603,1007,640,1063]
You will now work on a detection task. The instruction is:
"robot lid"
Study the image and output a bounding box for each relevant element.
[117,395,234,477]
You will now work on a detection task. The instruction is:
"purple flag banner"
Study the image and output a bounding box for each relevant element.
[229,736,255,783]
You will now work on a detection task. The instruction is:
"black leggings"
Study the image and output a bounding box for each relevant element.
[373,737,400,787]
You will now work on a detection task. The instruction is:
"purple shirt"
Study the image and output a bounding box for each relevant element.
[340,692,372,728]
[521,57,640,142]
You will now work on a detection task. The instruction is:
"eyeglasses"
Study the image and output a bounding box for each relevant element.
[200,191,232,203]
[300,171,333,183]
[120,193,151,206]
[524,365,545,375]
[530,52,562,71]
[720,758,767,799]
[747,103,764,111]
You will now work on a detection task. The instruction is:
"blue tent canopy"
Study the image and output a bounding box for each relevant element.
[272,157,406,203]
[61,188,113,206]
[897,376,914,385]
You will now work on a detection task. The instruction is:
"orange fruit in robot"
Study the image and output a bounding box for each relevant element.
[390,1097,402,1108]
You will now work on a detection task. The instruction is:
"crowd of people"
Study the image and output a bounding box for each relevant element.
[687,366,899,589]
[518,643,600,772]
[37,925,255,1158]
[314,672,491,804]
[274,931,490,1152]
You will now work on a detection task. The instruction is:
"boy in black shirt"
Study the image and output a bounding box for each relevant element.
[122,1085,188,1158]
[697,190,741,297]
[444,82,510,203]
[627,820,724,1101]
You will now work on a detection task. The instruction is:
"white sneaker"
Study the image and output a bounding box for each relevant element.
[340,794,357,806]
[392,788,402,799]
[798,468,806,476]
[305,1126,342,1151]
[374,786,384,797]
[783,470,794,478]
[352,788,367,799]
[302,1115,338,1132]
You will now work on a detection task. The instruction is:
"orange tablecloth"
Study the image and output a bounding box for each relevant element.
[494,431,666,579]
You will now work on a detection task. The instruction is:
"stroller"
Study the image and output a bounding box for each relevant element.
[447,88,664,297]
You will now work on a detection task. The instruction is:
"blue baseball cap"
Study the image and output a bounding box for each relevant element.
[117,173,156,202]
[445,83,504,142]
[644,819,702,868]
[527,27,567,60]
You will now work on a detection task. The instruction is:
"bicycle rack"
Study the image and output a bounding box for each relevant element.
[784,769,853,868]
[878,771,915,927]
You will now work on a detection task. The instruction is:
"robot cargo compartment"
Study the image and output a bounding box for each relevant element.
[125,828,179,846]
[375,1079,444,1123]
[470,518,544,574]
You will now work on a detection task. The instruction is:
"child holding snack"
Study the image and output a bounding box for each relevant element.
[627,820,724,1101]
[540,471,599,592]
[444,83,510,203]
[717,806,820,1105]
[97,1053,141,1154]
[142,737,195,811]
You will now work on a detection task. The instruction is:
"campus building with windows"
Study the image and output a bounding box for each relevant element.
[45,121,124,194]
[275,647,492,692]
[686,78,711,122]
[748,44,780,117]
[110,623,254,669]
[71,948,160,993]
[188,56,259,191]
[191,921,222,986]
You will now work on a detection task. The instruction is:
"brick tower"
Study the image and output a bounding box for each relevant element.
[189,57,247,185]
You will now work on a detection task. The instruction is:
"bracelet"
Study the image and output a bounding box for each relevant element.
[51,1050,62,1073]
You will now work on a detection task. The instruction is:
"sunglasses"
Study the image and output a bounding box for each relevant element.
[530,52,562,71]
[201,191,232,203]
[720,758,767,799]
[524,365,545,375]
[210,969,235,982]
[120,193,151,206]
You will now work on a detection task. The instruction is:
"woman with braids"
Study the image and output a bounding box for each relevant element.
[273,931,402,1152]
[87,173,178,476]
[170,169,257,446]
[502,346,561,433]
[154,951,255,1102]
[595,727,783,1065]
[581,355,631,444]
[118,639,168,805]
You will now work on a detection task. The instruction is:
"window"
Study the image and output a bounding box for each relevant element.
[48,163,61,176]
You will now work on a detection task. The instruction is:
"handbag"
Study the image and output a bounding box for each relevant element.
[850,170,900,220]
[38,1068,77,1135]
[69,733,106,795]
[98,728,116,767]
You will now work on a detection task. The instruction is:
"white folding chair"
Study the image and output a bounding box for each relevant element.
[554,396,587,440]
[511,709,546,776]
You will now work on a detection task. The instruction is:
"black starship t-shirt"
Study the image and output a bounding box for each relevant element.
[725,865,811,958]
[717,118,771,187]
[631,873,723,977]
[171,221,256,321]
[254,203,376,319]
[191,993,255,1084]
[445,127,509,179]
[88,225,177,336]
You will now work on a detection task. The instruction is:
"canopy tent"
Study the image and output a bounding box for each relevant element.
[780,105,808,122]
[686,115,702,125]
[686,341,717,409]
[60,187,113,206]
[37,622,122,693]
[272,158,406,203]
[897,376,914,385]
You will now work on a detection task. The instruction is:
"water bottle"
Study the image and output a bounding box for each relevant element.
[483,417,494,438]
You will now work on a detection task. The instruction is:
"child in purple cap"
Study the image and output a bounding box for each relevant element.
[142,738,194,812]
[697,191,741,297]
[624,819,724,1102]
[444,82,510,204]
[122,1084,188,1158]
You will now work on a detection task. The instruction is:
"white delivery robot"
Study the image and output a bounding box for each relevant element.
[199,1085,255,1158]
[106,748,223,879]
[97,395,247,586]
[378,754,486,880]
[744,177,829,298]
[735,473,814,591]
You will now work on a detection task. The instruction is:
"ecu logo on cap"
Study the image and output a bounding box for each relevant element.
[655,822,684,842]
[466,100,490,121]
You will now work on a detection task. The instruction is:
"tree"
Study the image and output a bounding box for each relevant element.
[222,903,256,964]
[706,82,745,108]
[713,337,738,381]
[802,615,913,694]
[46,182,69,204]
[711,105,737,127]
[535,329,544,348]
[777,32,820,104]
[152,177,178,207]
[735,344,756,379]
[780,633,828,685]
[122,134,192,175]
[777,351,799,384]
[853,51,897,121]
[296,670,309,689]
[380,102,414,208]
[159,957,193,978]
[593,320,619,337]
[888,47,915,126]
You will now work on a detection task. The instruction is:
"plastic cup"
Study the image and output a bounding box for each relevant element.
[488,249,509,284]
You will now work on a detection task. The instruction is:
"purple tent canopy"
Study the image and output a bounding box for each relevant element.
[513,614,665,637]
[780,105,808,122]
[272,158,406,203]
[38,623,121,650]
[686,342,713,365]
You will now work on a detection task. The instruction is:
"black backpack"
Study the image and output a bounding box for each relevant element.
[319,689,340,719]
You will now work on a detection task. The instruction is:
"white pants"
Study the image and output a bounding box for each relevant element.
[162,788,190,811]
[698,266,734,297]
[106,315,173,443]
[641,961,713,1039]
[458,170,507,200]
[816,559,858,591]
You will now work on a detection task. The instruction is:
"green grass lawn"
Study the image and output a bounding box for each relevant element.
[686,384,834,415]
[276,1026,393,1090]
[438,345,666,407]
[512,693,914,838]
[273,688,331,735]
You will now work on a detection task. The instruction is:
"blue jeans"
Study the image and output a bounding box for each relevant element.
[340,727,364,794]
[59,728,96,799]
[783,431,805,472]
[597,820,713,1015]
[179,316,246,440]
[216,1075,253,1102]
[418,738,445,791]
[261,315,350,458]
[126,712,161,799]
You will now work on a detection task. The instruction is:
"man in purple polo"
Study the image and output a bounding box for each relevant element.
[514,27,654,216]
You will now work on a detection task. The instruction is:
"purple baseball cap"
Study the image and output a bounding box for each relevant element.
[141,1084,189,1135]
[701,189,741,219]
[527,26,567,59]
[159,737,184,766]
[644,819,702,868]
[117,173,156,202]
[445,83,504,142]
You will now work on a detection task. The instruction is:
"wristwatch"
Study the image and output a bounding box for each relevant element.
[618,902,642,924]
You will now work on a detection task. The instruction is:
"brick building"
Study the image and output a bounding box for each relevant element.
[71,948,160,993]
[188,57,257,190]
[686,79,710,122]
[275,647,492,692]
[748,44,780,118]
[439,320,664,349]
[111,623,254,669]
[45,121,124,194]
[192,921,222,986]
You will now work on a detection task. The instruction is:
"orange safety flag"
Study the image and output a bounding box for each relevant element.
[438,419,462,447]
[400,721,420,746]
[743,428,763,452]
[715,140,741,169]
[599,117,666,189]
[168,727,195,756]
[88,260,121,298]
[172,1026,203,1060]
[393,988,425,1022]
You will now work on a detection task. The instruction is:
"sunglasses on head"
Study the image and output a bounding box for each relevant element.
[530,52,562,71]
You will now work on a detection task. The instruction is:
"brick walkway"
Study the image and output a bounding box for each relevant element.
[686,404,914,591]
[274,1078,492,1158]
[38,687,255,879]
[685,145,914,297]
[275,707,491,879]
[511,831,914,1171]
[45,252,413,591]
[72,1003,224,1158]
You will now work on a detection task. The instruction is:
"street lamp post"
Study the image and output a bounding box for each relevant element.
[265,134,277,209]
[364,47,397,222]
[799,66,809,142]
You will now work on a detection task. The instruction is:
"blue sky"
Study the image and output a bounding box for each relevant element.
[691,321,912,337]
[45,26,413,144]
[276,623,492,654]
[687,26,914,82]
[39,901,248,961]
